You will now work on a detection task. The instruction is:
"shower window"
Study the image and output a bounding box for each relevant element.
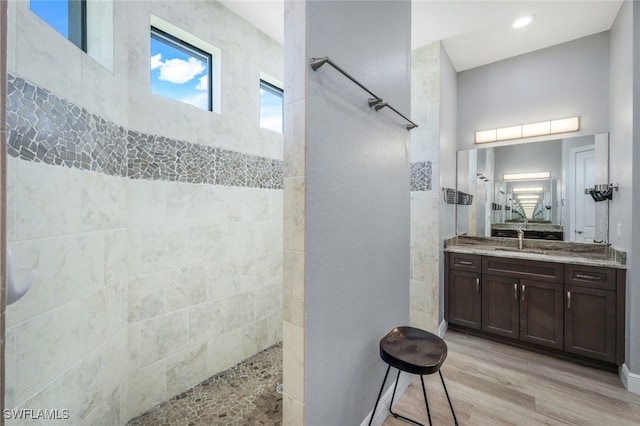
[150,26,217,112]
[259,80,284,133]
[30,0,86,50]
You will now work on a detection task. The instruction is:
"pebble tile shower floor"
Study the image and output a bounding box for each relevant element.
[127,343,282,426]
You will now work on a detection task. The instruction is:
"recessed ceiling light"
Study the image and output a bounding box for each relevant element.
[513,15,534,29]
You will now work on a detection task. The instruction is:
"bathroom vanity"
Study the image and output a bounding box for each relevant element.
[444,236,626,370]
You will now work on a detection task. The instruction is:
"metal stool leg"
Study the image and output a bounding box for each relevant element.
[420,375,432,426]
[368,364,391,426]
[439,370,458,426]
[389,370,428,426]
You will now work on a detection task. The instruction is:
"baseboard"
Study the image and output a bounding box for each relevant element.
[438,319,448,338]
[360,373,412,426]
[620,363,640,395]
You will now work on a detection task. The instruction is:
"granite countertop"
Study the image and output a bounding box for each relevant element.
[445,236,626,269]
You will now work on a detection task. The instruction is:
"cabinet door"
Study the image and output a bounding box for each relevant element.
[448,270,481,329]
[565,285,616,362]
[520,280,563,349]
[482,275,519,338]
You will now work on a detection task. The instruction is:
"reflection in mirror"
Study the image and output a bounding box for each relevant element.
[456,133,609,243]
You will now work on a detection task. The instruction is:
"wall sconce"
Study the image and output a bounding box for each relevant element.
[475,117,579,144]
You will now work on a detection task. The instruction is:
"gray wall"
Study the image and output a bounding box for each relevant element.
[304,1,411,424]
[458,32,610,151]
[494,140,563,180]
[610,0,639,375]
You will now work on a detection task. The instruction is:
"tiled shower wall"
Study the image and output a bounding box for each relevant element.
[5,1,283,424]
[410,42,441,332]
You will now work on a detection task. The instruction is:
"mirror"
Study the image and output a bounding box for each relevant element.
[456,133,610,243]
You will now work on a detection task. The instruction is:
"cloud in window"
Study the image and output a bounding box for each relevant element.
[196,75,208,91]
[151,53,163,70]
[151,55,205,85]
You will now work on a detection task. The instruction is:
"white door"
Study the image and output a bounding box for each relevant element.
[574,149,595,242]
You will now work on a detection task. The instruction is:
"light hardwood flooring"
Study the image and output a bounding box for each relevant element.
[382,330,640,426]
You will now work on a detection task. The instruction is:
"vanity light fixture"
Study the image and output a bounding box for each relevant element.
[513,186,544,193]
[503,171,551,180]
[475,116,580,144]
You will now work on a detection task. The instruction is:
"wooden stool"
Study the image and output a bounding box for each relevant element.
[368,326,458,426]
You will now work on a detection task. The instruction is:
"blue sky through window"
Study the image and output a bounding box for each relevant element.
[30,0,69,38]
[260,83,283,133]
[150,31,211,111]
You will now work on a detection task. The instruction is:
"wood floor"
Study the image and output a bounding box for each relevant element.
[383,330,640,426]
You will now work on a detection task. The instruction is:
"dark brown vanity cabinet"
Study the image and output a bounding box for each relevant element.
[481,257,564,350]
[564,265,619,363]
[446,253,481,329]
[445,252,625,368]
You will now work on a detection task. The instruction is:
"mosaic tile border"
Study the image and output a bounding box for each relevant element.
[6,73,430,191]
[411,160,432,191]
[6,73,283,189]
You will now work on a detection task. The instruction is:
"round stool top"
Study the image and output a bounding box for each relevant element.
[379,326,448,375]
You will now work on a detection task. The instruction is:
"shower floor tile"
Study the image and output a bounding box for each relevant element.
[127,343,282,426]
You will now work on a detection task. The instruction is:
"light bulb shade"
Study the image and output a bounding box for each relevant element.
[551,117,580,133]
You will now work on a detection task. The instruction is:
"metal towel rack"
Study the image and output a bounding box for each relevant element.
[309,57,418,131]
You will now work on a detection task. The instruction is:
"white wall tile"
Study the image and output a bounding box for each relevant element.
[6,159,17,242]
[139,310,189,366]
[127,359,166,420]
[14,1,82,104]
[51,349,102,423]
[222,292,256,333]
[166,343,207,398]
[15,161,82,240]
[166,266,207,313]
[207,328,243,376]
[207,259,242,300]
[188,300,225,347]
[80,171,127,233]
[13,300,86,403]
[128,272,165,322]
[208,185,242,225]
[242,318,268,359]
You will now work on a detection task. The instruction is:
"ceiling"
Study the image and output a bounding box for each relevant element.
[218,0,623,71]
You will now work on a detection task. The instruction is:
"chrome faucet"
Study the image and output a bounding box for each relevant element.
[517,228,524,250]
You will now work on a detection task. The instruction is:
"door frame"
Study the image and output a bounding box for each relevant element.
[568,145,595,242]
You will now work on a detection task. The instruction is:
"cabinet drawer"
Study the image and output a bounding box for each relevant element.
[483,256,563,283]
[565,265,616,291]
[449,253,481,272]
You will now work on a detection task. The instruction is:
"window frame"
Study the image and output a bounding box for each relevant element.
[30,0,87,51]
[149,14,222,114]
[259,79,284,133]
